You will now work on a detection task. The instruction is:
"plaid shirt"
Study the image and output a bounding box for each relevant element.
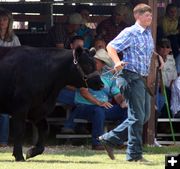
[109,22,154,76]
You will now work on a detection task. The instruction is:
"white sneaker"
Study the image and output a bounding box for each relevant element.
[154,138,162,147]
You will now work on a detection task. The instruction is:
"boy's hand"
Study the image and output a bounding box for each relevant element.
[114,61,128,71]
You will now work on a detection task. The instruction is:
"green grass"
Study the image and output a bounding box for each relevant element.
[0,145,180,169]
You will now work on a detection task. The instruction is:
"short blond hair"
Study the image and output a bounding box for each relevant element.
[133,3,152,15]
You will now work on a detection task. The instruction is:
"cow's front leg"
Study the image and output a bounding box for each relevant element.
[26,118,48,159]
[12,114,26,161]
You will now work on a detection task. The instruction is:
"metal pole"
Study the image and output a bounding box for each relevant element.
[154,51,176,144]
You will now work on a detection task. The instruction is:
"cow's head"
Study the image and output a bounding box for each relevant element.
[69,47,104,90]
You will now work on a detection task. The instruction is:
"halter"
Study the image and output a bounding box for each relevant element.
[73,50,100,88]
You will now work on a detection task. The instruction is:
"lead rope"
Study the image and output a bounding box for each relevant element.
[72,50,88,88]
[101,68,123,80]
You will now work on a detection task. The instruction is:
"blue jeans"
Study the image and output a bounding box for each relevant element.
[101,70,151,161]
[156,91,165,116]
[57,87,75,106]
[0,114,9,144]
[168,35,179,58]
[175,54,180,74]
[101,118,128,147]
[64,104,127,145]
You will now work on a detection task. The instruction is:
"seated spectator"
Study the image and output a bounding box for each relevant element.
[91,37,106,51]
[176,43,180,74]
[61,49,127,150]
[56,35,84,106]
[156,39,177,117]
[69,35,84,50]
[161,42,177,89]
[76,5,96,29]
[46,13,83,49]
[96,4,131,44]
[0,8,21,147]
[161,3,179,58]
[76,5,94,49]
[171,71,180,118]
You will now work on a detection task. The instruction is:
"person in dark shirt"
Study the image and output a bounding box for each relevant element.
[96,4,132,44]
[46,13,83,49]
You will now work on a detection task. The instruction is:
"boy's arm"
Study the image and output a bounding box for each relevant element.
[80,87,113,109]
[106,44,127,71]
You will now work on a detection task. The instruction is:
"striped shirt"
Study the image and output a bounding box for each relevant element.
[109,22,154,76]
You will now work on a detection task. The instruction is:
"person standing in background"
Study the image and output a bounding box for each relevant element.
[0,8,21,147]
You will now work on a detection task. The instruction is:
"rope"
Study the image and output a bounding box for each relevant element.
[101,68,123,80]
[101,68,115,75]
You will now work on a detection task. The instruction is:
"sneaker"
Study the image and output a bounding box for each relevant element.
[154,138,162,147]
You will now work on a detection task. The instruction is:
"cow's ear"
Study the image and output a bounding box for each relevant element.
[89,48,96,57]
[74,47,83,58]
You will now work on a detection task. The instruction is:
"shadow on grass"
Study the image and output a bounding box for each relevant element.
[28,159,163,166]
[0,159,111,164]
[53,148,126,157]
[0,158,164,166]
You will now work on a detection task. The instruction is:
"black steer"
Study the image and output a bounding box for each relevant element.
[0,46,103,161]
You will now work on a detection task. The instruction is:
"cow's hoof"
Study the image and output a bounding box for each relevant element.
[15,156,25,162]
[26,146,44,160]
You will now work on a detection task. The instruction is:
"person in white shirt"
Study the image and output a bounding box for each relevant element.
[156,39,177,117]
[161,54,177,88]
[171,71,180,118]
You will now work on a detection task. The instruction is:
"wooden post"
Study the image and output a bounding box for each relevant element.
[41,0,54,30]
[143,0,158,145]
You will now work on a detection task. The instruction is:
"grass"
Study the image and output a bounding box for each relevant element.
[0,145,180,169]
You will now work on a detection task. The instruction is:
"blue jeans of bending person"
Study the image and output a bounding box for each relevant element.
[101,70,151,161]
[64,104,127,146]
[0,114,9,145]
